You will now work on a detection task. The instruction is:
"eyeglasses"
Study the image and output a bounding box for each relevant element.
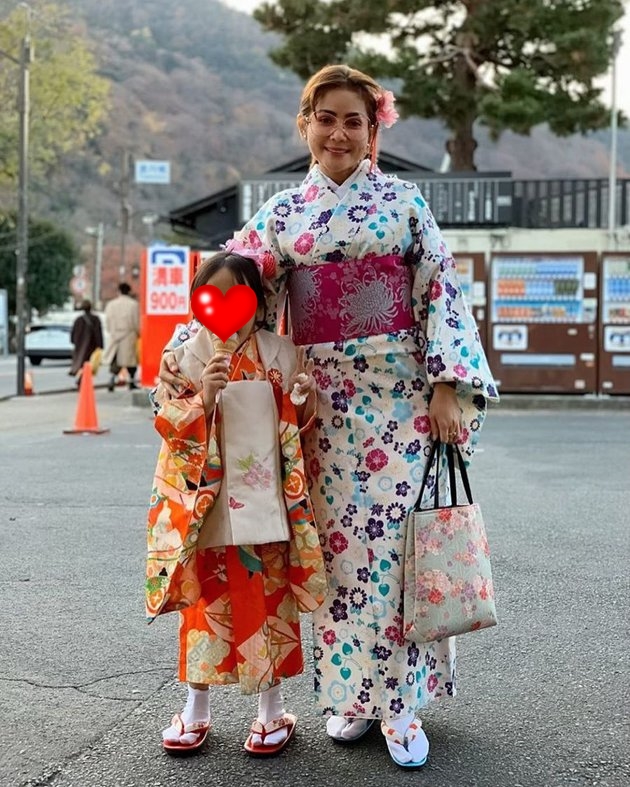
[305,110,372,138]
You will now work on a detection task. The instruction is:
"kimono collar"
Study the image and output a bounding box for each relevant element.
[183,327,284,379]
[308,158,373,198]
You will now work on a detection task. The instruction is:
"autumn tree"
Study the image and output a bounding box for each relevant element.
[254,0,624,170]
[0,213,78,313]
[0,2,110,185]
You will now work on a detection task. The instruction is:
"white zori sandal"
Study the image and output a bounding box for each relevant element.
[380,718,429,768]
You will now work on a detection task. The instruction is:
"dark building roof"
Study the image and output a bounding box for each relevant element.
[168,151,433,249]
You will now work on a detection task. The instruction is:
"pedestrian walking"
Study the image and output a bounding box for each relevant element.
[103,282,140,391]
[69,299,103,386]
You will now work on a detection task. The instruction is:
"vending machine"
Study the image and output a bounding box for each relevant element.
[454,253,488,351]
[598,253,630,394]
[487,252,598,393]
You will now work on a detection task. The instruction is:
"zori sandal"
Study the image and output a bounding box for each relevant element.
[244,712,297,757]
[162,713,210,754]
[381,719,429,768]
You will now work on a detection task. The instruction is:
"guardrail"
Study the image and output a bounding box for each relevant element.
[239,173,630,229]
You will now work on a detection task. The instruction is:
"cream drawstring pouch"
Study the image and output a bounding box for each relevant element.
[198,380,291,548]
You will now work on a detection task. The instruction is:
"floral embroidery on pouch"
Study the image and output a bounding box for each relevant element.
[237,453,273,490]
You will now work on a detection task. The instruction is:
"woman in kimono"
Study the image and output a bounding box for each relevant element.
[157,65,498,768]
[147,251,327,756]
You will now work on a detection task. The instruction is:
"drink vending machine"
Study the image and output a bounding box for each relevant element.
[454,253,488,350]
[598,253,630,394]
[487,252,598,393]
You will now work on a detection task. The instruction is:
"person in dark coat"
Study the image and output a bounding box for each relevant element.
[69,299,103,384]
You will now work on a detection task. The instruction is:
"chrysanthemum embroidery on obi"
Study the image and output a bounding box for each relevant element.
[338,269,403,336]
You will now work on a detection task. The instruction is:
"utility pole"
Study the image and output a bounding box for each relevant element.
[94,221,104,306]
[119,150,131,280]
[608,29,622,237]
[15,31,32,397]
[86,222,104,307]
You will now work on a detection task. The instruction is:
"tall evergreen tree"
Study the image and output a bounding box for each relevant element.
[254,0,624,170]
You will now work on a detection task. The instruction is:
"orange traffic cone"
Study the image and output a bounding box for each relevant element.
[24,371,34,395]
[63,361,109,435]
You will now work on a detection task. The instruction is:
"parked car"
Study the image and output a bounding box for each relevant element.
[24,311,108,366]
[25,322,73,365]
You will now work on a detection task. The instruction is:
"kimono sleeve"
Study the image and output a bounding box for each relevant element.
[225,196,290,333]
[408,191,498,405]
[154,392,208,479]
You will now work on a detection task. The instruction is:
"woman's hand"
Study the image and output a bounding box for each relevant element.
[200,353,230,414]
[429,383,461,443]
[289,347,316,424]
[288,347,316,403]
[158,351,189,399]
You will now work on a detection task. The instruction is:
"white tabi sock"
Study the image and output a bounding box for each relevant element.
[251,684,287,746]
[326,715,372,741]
[162,685,210,744]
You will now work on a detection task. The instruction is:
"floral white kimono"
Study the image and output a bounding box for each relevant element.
[177,160,499,719]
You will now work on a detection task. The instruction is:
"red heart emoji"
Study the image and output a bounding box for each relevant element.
[190,285,258,342]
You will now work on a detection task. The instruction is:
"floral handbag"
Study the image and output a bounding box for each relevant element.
[402,440,497,643]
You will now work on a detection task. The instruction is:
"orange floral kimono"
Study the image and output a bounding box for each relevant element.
[146,329,327,694]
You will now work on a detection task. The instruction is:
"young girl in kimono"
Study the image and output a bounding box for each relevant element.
[157,65,498,768]
[146,251,326,756]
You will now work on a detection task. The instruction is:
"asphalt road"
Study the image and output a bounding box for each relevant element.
[0,392,628,787]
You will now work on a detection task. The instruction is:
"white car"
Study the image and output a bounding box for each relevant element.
[25,322,74,365]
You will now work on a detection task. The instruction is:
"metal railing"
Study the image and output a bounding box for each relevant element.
[511,178,630,229]
[238,173,630,230]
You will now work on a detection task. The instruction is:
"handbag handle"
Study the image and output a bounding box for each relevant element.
[412,440,474,512]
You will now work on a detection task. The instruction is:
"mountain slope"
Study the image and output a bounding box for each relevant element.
[4,0,627,248]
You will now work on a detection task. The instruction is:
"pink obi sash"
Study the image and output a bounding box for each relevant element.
[287,255,415,345]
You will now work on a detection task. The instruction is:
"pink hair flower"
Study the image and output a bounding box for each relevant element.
[375,90,399,128]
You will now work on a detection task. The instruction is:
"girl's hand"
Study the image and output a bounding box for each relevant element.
[158,351,189,398]
[429,383,461,443]
[200,353,230,413]
[289,347,316,404]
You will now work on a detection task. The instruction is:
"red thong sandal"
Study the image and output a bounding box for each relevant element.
[243,712,297,757]
[162,713,211,754]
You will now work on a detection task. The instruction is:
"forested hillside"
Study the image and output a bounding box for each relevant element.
[2,0,628,249]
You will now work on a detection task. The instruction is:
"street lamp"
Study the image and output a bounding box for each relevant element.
[85,223,104,307]
[0,29,32,396]
[608,28,623,237]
